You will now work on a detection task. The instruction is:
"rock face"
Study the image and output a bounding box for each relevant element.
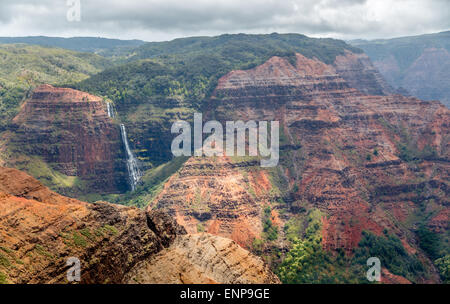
[0,167,278,284]
[125,233,281,284]
[371,47,450,107]
[8,84,128,193]
[334,51,394,96]
[154,52,449,277]
[0,167,181,283]
[350,31,450,107]
[398,48,450,106]
[213,53,448,252]
[149,156,269,248]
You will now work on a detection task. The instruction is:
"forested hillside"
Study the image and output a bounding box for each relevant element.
[0,36,145,57]
[0,44,112,129]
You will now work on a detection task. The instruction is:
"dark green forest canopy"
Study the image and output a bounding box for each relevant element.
[0,36,145,57]
[73,33,363,109]
[0,44,112,129]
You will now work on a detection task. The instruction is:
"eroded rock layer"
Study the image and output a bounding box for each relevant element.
[149,156,268,248]
[154,52,449,267]
[0,167,278,284]
[7,84,127,193]
[125,233,281,284]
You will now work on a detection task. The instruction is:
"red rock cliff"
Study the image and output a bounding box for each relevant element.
[153,52,449,274]
[8,84,127,194]
[0,167,279,284]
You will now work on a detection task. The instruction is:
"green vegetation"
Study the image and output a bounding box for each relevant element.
[0,271,8,284]
[132,33,362,65]
[111,156,188,207]
[197,223,205,233]
[277,209,361,283]
[14,156,81,188]
[0,36,145,57]
[398,143,438,162]
[434,255,450,283]
[34,244,54,259]
[0,44,110,87]
[353,231,424,282]
[76,33,361,109]
[103,225,119,236]
[0,85,27,129]
[417,225,443,260]
[69,33,362,173]
[262,206,278,241]
[251,238,265,255]
[278,211,430,284]
[0,252,11,268]
[1,34,362,201]
[283,216,305,242]
[0,44,111,129]
[80,228,95,242]
[72,232,88,247]
[378,118,438,162]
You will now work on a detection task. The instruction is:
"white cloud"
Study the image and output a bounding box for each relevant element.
[0,0,448,41]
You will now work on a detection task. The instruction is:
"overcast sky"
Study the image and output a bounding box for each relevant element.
[0,0,449,41]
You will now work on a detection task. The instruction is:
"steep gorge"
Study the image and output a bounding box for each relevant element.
[0,167,278,284]
[151,52,449,282]
[2,84,128,195]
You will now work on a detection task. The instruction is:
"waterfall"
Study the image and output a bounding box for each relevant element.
[106,102,115,118]
[119,123,142,191]
[106,101,141,191]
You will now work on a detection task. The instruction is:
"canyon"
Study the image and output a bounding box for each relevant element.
[0,167,278,284]
[2,84,129,195]
[150,52,449,282]
[0,33,448,284]
[351,31,450,107]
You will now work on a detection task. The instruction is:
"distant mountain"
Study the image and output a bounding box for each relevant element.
[1,33,448,284]
[0,36,146,57]
[349,31,450,107]
[130,33,363,65]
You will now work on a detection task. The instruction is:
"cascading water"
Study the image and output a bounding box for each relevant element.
[106,101,142,190]
[120,124,142,191]
[106,102,115,118]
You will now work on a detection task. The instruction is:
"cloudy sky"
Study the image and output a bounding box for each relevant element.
[0,0,449,41]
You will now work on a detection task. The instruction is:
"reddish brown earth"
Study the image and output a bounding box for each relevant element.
[0,167,278,284]
[125,233,280,284]
[381,268,412,284]
[5,84,127,193]
[334,51,394,96]
[0,166,182,283]
[148,156,266,248]
[152,52,449,277]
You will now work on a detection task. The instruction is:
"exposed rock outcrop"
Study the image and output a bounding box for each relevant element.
[334,51,394,96]
[149,156,270,248]
[0,167,278,284]
[125,233,281,284]
[153,51,449,278]
[7,84,127,194]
